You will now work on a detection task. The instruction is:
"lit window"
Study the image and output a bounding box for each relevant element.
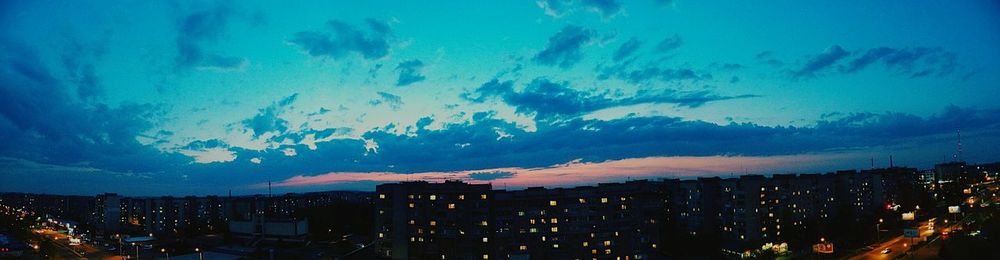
[482,237,488,242]
[448,203,456,209]
[551,227,559,232]
[430,221,437,226]
[379,194,386,199]
[378,233,384,238]
[604,240,611,246]
[601,197,609,203]
[549,200,557,206]
[519,245,527,251]
[481,194,487,200]
[408,203,414,208]
[430,195,437,201]
[482,254,489,259]
[552,243,559,248]
[550,218,558,224]
[459,195,465,200]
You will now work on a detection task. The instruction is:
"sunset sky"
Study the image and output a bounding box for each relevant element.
[1,0,999,195]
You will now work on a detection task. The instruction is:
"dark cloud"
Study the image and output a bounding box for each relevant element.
[290,19,391,60]
[537,0,623,18]
[792,45,850,79]
[597,59,712,84]
[788,45,960,79]
[468,171,516,181]
[369,91,403,110]
[533,25,594,68]
[464,78,757,120]
[612,38,642,61]
[181,139,229,150]
[755,51,784,67]
[174,2,247,70]
[843,47,958,78]
[656,34,683,53]
[335,105,1000,173]
[0,44,188,173]
[240,93,298,139]
[395,59,426,86]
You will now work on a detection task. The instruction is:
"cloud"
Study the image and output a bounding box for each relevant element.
[612,38,641,61]
[290,18,391,60]
[842,47,958,78]
[537,0,623,18]
[0,43,188,172]
[597,60,712,84]
[464,78,757,120]
[656,34,683,53]
[369,91,403,110]
[174,2,248,70]
[240,93,298,139]
[468,171,517,181]
[792,45,850,79]
[395,59,426,86]
[789,45,961,79]
[533,25,594,68]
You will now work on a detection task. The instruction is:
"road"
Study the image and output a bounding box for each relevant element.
[848,219,935,260]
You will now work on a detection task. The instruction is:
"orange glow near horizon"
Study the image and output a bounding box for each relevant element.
[264,153,861,189]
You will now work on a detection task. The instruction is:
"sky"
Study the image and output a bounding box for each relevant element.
[1,0,999,196]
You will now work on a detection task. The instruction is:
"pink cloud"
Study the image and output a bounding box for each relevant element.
[264,152,863,189]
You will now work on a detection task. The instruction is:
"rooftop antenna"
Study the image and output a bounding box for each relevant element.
[889,155,894,168]
[957,130,963,162]
[870,156,875,169]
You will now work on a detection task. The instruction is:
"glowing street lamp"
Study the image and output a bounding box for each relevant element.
[161,248,169,260]
[195,248,203,260]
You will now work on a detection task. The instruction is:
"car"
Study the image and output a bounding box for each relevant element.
[881,248,891,254]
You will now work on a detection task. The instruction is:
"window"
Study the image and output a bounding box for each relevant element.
[549,200,557,206]
[550,218,558,224]
[448,203,456,209]
[430,195,437,200]
[430,221,437,226]
[551,227,558,232]
[604,240,611,246]
[601,197,609,203]
[519,245,527,251]
[379,194,386,199]
[459,195,465,200]
[481,194,487,200]
[482,237,488,242]
[408,203,414,208]
[583,241,589,247]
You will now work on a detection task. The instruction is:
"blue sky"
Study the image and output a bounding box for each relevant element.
[1,0,998,195]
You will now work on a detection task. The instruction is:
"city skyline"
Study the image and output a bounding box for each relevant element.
[2,0,1000,196]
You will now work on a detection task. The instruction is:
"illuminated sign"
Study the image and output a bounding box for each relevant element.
[948,206,961,214]
[903,229,919,238]
[901,212,915,221]
[812,242,834,254]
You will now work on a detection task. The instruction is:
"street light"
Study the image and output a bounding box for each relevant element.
[132,243,138,260]
[195,247,203,260]
[876,218,884,243]
[161,248,169,260]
